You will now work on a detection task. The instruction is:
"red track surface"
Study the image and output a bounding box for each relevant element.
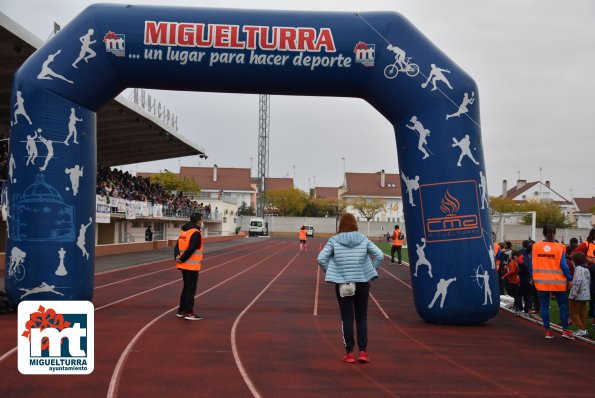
[1,237,593,397]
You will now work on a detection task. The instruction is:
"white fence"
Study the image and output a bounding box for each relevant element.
[237,215,593,243]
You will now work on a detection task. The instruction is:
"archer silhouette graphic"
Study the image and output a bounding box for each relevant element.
[428,277,457,309]
[406,116,432,159]
[471,265,493,305]
[452,134,480,166]
[401,172,420,206]
[446,91,475,120]
[65,165,84,196]
[421,64,453,91]
[37,50,74,84]
[72,29,97,68]
[77,217,93,259]
[64,108,83,145]
[13,91,32,125]
[414,238,433,278]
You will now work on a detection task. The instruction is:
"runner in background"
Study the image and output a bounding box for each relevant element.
[390,225,404,265]
[299,225,307,252]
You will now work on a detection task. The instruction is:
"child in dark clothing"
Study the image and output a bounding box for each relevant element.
[517,251,533,313]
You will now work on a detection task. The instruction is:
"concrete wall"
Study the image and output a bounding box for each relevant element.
[236,216,593,244]
[237,215,403,238]
[492,224,593,244]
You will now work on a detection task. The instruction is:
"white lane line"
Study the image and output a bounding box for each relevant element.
[95,245,271,289]
[231,251,300,398]
[313,265,320,316]
[96,267,174,289]
[0,242,281,365]
[380,266,412,289]
[96,243,281,311]
[94,248,230,276]
[0,347,17,364]
[107,243,290,398]
[370,293,390,319]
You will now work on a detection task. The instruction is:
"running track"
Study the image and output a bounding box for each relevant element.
[0,237,593,397]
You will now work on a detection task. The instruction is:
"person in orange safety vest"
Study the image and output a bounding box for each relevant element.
[299,225,307,252]
[532,224,573,340]
[391,225,404,264]
[571,228,595,262]
[174,213,204,321]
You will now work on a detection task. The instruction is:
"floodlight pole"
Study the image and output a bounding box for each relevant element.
[257,94,270,217]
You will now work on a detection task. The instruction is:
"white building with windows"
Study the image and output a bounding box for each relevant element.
[498,179,575,224]
[339,170,403,222]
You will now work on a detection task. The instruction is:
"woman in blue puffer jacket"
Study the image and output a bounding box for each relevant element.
[317,213,384,364]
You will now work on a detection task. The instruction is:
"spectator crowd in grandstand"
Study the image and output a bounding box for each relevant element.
[96,165,210,217]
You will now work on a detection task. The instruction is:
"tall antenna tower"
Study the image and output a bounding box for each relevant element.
[257,94,270,217]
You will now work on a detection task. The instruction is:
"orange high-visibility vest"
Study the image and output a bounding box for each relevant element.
[299,229,307,240]
[176,228,203,271]
[532,241,567,292]
[493,243,500,256]
[392,229,403,246]
[587,242,595,257]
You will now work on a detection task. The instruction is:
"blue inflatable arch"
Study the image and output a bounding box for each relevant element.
[7,4,497,324]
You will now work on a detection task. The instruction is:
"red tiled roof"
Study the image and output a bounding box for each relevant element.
[265,178,294,190]
[342,172,401,197]
[574,197,595,213]
[179,166,254,191]
[315,187,339,199]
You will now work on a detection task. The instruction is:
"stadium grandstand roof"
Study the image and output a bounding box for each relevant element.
[0,12,206,167]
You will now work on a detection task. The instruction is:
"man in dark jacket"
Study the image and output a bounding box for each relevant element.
[174,213,203,321]
[145,226,153,241]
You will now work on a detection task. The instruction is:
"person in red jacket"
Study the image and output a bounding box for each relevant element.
[502,251,521,312]
[571,228,595,262]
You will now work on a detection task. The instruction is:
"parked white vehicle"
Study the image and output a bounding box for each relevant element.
[304,224,315,237]
[249,217,269,237]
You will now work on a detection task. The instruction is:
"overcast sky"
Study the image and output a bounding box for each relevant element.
[2,0,594,199]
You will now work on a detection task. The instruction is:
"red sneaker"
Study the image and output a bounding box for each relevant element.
[358,351,370,363]
[342,353,356,363]
[184,313,203,321]
[561,329,575,340]
[544,330,554,339]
